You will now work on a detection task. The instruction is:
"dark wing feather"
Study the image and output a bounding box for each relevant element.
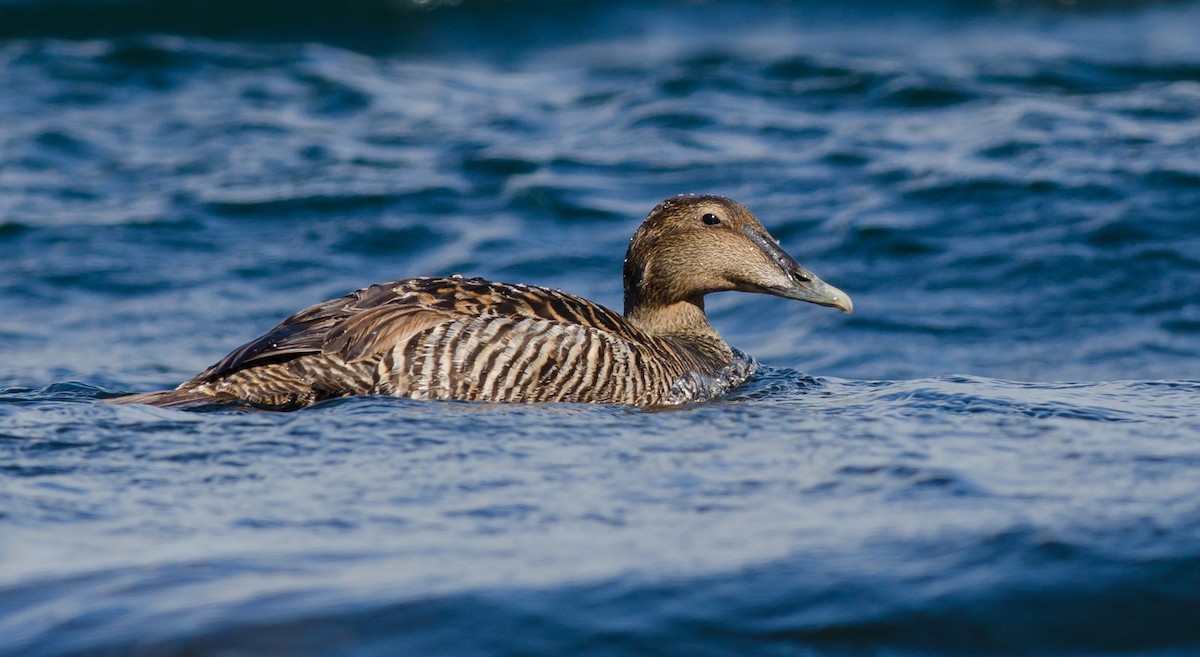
[200,316,325,381]
[199,280,416,382]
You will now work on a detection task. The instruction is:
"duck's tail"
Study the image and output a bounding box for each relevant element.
[107,387,229,408]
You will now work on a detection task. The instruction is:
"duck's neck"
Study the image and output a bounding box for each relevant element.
[625,296,710,334]
[625,297,734,368]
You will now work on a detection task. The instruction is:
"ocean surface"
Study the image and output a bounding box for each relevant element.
[3,1,1200,655]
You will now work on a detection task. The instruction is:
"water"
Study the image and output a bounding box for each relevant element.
[2,1,1200,655]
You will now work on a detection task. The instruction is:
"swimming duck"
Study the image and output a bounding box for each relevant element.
[112,194,851,409]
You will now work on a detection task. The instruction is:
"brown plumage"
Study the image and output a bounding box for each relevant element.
[112,195,852,410]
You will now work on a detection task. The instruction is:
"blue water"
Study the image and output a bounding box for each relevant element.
[3,1,1200,655]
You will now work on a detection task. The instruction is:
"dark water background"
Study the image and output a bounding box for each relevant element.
[3,1,1200,655]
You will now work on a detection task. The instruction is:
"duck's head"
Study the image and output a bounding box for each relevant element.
[623,194,853,317]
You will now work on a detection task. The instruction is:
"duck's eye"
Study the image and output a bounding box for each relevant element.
[701,213,721,226]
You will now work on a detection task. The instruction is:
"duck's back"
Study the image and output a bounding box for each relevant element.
[147,276,725,409]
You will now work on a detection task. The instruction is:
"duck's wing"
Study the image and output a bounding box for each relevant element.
[196,276,639,384]
[196,279,426,382]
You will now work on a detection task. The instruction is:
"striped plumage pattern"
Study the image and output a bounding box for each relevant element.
[124,276,735,409]
[113,194,851,410]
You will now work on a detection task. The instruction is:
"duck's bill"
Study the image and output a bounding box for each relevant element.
[742,227,854,313]
[775,271,854,313]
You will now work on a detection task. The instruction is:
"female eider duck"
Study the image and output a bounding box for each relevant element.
[113,195,851,409]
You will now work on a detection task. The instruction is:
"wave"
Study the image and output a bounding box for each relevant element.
[0,0,1191,40]
[4,373,1200,657]
[5,531,1200,657]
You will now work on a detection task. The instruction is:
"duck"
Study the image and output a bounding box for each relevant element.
[111,194,851,409]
